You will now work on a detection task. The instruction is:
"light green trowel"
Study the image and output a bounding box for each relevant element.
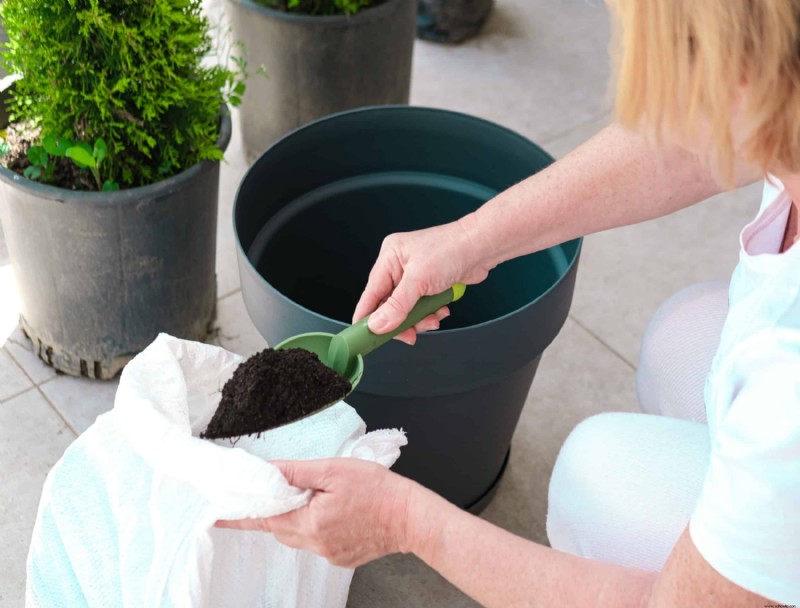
[274,283,467,400]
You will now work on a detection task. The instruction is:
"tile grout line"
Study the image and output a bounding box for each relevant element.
[38,374,57,388]
[2,344,41,399]
[35,384,80,437]
[2,343,78,434]
[4,339,58,388]
[567,313,638,372]
[217,287,241,302]
[0,384,37,405]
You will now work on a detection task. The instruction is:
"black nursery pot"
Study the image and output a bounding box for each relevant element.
[225,0,416,162]
[0,107,231,379]
[234,106,581,511]
[417,0,494,43]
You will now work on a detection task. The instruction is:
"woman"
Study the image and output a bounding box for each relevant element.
[220,1,800,605]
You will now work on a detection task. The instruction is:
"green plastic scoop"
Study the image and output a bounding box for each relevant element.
[274,283,466,399]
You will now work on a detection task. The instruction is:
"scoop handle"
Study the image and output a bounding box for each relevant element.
[327,284,466,375]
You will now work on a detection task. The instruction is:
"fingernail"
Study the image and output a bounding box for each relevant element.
[368,310,389,332]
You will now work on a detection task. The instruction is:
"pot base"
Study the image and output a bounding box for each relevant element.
[19,307,217,380]
[466,447,510,514]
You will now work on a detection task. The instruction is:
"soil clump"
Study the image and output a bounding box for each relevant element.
[201,347,351,439]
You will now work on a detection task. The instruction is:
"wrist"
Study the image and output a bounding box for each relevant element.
[393,478,449,562]
[381,476,417,555]
[455,208,507,272]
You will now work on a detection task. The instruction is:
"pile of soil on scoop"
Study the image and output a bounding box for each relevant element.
[201,348,351,439]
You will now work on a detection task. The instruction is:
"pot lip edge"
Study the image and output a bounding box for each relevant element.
[237,236,583,338]
[226,0,404,24]
[0,105,232,205]
[232,103,578,336]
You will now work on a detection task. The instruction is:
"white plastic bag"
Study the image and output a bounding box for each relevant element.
[26,334,406,608]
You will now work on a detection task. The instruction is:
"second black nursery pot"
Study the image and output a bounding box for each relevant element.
[234,106,581,511]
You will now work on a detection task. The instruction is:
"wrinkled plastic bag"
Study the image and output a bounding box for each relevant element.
[26,334,407,608]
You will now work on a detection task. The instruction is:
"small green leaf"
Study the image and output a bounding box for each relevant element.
[111,77,130,93]
[42,134,71,157]
[93,138,108,164]
[158,160,173,176]
[27,146,48,167]
[101,179,119,192]
[42,134,59,156]
[233,82,245,96]
[24,165,42,180]
[65,146,96,169]
[0,141,10,157]
[56,137,73,156]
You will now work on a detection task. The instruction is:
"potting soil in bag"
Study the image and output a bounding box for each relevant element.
[25,333,407,608]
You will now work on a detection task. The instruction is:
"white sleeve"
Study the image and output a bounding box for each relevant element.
[690,328,800,605]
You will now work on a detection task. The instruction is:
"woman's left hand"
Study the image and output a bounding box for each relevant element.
[216,458,415,568]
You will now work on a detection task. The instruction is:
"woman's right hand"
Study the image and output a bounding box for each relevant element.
[353,216,494,345]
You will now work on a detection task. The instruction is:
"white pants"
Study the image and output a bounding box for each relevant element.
[546,280,729,571]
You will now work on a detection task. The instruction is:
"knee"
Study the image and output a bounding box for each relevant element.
[637,280,728,417]
[546,413,629,553]
[639,283,719,373]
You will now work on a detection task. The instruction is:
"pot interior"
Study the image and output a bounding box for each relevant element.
[249,170,578,330]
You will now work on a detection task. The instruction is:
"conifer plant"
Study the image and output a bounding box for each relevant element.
[0,0,246,191]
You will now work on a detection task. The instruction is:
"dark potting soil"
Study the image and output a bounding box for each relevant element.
[2,122,93,191]
[201,348,352,439]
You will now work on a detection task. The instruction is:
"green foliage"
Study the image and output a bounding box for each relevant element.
[24,144,53,182]
[254,0,383,16]
[0,0,247,190]
[65,137,119,191]
[23,133,119,190]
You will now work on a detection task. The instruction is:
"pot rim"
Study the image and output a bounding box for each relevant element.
[0,103,232,207]
[234,104,583,336]
[226,0,404,26]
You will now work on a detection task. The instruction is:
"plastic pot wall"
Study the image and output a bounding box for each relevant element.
[225,0,416,162]
[0,109,231,379]
[234,106,581,511]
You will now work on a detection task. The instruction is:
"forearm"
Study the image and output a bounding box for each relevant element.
[403,486,656,608]
[459,122,758,268]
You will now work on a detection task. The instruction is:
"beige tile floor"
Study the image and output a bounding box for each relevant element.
[0,1,762,606]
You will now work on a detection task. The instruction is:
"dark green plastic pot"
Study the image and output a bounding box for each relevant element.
[234,106,581,511]
[0,103,231,379]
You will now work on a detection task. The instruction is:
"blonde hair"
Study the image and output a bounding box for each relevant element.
[609,0,800,184]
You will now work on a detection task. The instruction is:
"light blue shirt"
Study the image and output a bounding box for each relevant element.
[691,179,800,605]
